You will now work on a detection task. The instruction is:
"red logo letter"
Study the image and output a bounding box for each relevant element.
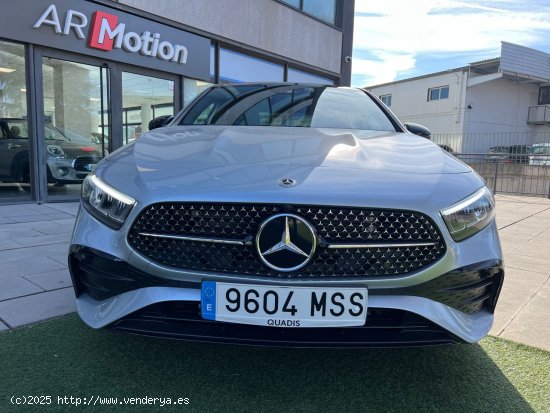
[88,11,119,51]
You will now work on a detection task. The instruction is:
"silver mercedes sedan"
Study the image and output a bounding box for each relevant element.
[69,83,503,347]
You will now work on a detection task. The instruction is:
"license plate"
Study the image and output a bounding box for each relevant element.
[201,282,367,328]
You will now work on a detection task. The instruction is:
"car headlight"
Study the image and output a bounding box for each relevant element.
[440,187,495,241]
[47,145,65,158]
[81,175,135,229]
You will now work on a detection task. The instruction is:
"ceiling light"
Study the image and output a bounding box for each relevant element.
[21,88,26,92]
[89,98,100,101]
[0,67,16,73]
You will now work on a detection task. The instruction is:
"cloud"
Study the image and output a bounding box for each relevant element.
[352,52,416,86]
[352,0,550,87]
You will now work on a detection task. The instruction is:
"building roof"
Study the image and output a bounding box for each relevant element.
[469,57,500,66]
[366,42,550,89]
[364,66,468,89]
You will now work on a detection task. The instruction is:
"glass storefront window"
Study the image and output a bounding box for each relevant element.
[219,49,284,83]
[287,68,334,85]
[42,58,109,198]
[279,0,337,25]
[184,78,213,108]
[210,45,216,81]
[0,41,31,199]
[281,0,300,7]
[121,72,175,144]
[303,0,336,24]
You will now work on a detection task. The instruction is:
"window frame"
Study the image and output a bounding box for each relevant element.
[379,94,392,107]
[538,86,550,105]
[427,85,450,102]
[275,0,340,28]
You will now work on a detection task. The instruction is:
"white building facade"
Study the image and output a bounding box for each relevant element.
[367,42,550,154]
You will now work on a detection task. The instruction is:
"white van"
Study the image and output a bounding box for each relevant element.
[529,143,550,166]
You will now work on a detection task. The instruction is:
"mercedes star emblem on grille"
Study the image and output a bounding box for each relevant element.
[278,178,297,187]
[256,213,317,272]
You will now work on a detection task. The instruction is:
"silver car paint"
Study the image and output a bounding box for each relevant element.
[71,125,502,340]
[76,288,492,343]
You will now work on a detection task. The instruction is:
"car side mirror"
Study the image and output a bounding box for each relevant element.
[148,115,173,131]
[405,123,431,139]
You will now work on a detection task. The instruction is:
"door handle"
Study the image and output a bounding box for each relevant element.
[8,143,21,149]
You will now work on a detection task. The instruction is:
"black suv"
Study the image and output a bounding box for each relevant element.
[508,145,530,164]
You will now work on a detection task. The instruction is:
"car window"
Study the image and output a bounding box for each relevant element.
[310,88,395,130]
[181,85,267,125]
[179,85,397,132]
[0,120,29,139]
[235,88,316,127]
[509,146,529,154]
[531,146,550,154]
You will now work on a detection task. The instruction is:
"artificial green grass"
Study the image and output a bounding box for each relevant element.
[1,315,549,412]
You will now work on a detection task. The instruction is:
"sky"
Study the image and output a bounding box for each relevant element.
[351,0,550,87]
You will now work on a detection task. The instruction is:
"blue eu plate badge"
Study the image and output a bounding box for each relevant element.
[201,281,216,320]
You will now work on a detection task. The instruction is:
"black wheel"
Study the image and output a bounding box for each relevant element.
[22,165,30,183]
[19,165,31,192]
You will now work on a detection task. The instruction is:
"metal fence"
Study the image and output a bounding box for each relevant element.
[431,132,550,198]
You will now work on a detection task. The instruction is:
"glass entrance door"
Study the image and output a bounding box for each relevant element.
[121,71,175,145]
[41,58,109,198]
[0,41,32,200]
[33,48,181,202]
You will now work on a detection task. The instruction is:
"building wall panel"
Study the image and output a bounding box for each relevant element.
[119,0,343,74]
[501,42,550,82]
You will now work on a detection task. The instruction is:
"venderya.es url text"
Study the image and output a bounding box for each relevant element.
[10,395,190,407]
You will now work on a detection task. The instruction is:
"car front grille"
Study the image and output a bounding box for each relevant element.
[127,203,446,278]
[110,303,461,346]
[72,156,98,173]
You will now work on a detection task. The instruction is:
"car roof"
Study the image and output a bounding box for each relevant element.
[217,82,335,88]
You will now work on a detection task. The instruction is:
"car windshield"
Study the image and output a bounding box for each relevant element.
[179,84,397,131]
[44,124,70,142]
[531,145,550,155]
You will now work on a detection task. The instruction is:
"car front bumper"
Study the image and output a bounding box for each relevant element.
[69,200,504,346]
[47,157,97,183]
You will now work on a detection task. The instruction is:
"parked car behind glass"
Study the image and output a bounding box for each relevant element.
[0,118,103,186]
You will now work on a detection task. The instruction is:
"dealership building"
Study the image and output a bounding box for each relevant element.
[0,0,354,204]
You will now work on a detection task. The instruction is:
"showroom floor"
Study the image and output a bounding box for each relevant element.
[0,195,549,350]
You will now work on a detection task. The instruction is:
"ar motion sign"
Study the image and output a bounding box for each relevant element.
[33,4,189,64]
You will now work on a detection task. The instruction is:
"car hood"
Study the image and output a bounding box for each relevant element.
[98,126,483,214]
[49,140,103,158]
